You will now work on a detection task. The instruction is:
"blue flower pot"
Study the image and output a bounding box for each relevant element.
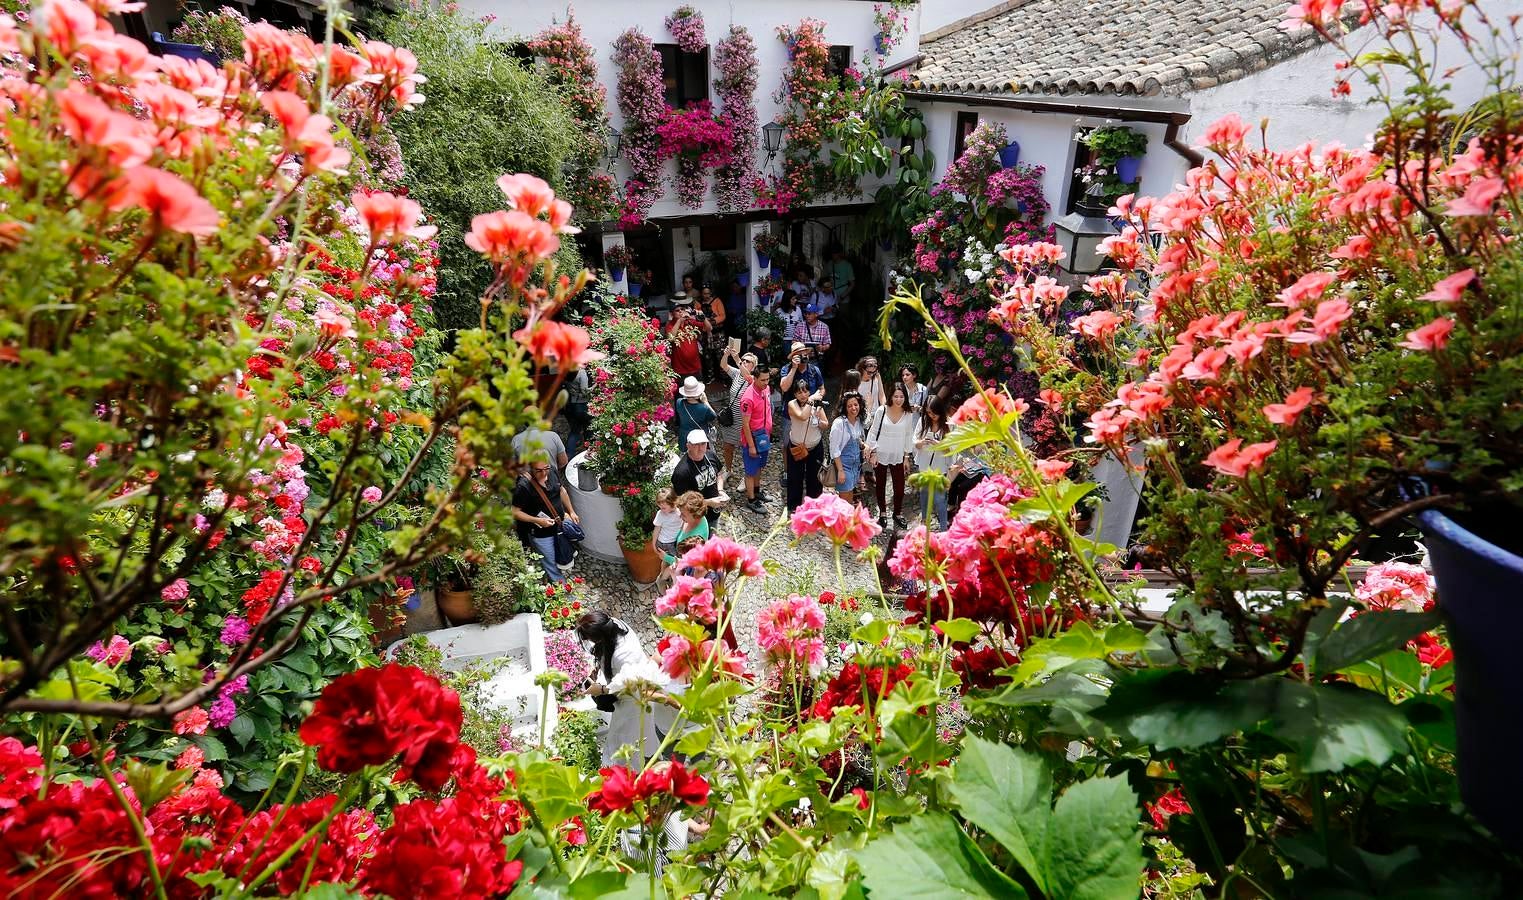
[153,33,220,66]
[999,141,1021,168]
[756,252,770,271]
[1115,155,1143,184]
[737,272,750,287]
[770,265,782,278]
[628,282,643,299]
[874,34,889,55]
[609,265,625,283]
[1413,498,1523,846]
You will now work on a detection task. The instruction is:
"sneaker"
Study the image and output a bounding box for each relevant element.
[746,498,766,514]
[756,488,773,503]
[893,515,908,530]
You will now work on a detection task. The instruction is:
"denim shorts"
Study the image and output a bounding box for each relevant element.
[741,429,770,476]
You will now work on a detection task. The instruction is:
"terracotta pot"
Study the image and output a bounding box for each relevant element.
[600,483,620,496]
[621,542,663,585]
[368,601,404,647]
[435,587,477,625]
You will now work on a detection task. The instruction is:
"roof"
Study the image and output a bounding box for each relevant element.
[915,0,1339,97]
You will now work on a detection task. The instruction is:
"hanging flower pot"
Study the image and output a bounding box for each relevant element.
[152,32,221,66]
[756,251,770,270]
[737,272,750,287]
[999,141,1022,168]
[628,281,643,298]
[1115,155,1143,184]
[873,33,889,55]
[1411,497,1523,846]
[609,265,626,283]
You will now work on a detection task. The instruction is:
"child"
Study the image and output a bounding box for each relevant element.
[660,493,712,584]
[653,488,684,559]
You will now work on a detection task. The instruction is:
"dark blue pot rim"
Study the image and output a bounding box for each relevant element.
[1416,506,1523,576]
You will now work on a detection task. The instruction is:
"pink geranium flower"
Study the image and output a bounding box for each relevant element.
[1262,387,1315,426]
[756,594,826,673]
[790,494,881,551]
[1204,439,1278,478]
[1398,317,1454,351]
[677,537,763,578]
[1419,269,1475,302]
[655,575,719,625]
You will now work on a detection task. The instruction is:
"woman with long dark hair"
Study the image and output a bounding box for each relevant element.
[829,391,866,505]
[575,611,672,766]
[865,381,916,529]
[913,397,952,531]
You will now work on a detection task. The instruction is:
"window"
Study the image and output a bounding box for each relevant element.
[698,224,737,252]
[655,44,709,108]
[492,42,536,65]
[1065,136,1097,214]
[953,111,978,161]
[827,45,853,81]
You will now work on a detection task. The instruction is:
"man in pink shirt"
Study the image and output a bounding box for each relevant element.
[738,365,774,514]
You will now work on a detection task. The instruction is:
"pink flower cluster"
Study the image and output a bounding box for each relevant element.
[612,29,667,225]
[712,26,758,213]
[789,494,882,551]
[676,537,764,578]
[655,575,720,625]
[664,5,706,54]
[756,594,826,674]
[1355,562,1434,612]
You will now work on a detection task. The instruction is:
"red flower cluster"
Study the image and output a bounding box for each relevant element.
[586,760,710,816]
[241,569,288,624]
[811,662,915,721]
[298,664,463,790]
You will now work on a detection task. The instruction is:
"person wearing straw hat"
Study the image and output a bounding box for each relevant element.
[672,376,716,445]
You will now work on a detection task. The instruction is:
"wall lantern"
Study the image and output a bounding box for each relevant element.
[762,121,786,160]
[1052,211,1116,275]
[605,125,623,162]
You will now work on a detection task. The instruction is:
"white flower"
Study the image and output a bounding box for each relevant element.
[858,612,874,625]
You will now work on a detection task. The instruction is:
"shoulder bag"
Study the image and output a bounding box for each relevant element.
[528,476,582,566]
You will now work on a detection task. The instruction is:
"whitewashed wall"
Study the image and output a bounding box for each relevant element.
[460,0,921,221]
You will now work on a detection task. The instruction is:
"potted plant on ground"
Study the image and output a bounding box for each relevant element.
[1091,0,1523,835]
[430,551,478,625]
[616,485,664,584]
[604,243,634,283]
[470,538,547,625]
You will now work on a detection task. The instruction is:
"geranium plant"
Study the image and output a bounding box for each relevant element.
[168,5,250,60]
[612,28,666,226]
[527,14,616,223]
[664,4,706,54]
[656,100,735,207]
[712,25,759,213]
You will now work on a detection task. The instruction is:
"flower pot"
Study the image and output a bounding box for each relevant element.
[621,541,663,585]
[609,265,625,283]
[873,34,889,55]
[152,33,221,66]
[737,272,750,287]
[436,587,478,626]
[1115,155,1143,184]
[1413,499,1523,846]
[756,251,770,270]
[600,483,620,496]
[576,464,598,492]
[628,282,643,299]
[771,265,782,278]
[999,141,1021,168]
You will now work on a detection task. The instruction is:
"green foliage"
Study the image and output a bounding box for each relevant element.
[369,2,583,329]
[1081,126,1148,166]
[471,536,546,625]
[551,707,603,779]
[169,6,251,60]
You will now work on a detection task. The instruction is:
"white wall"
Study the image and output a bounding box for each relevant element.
[460,0,920,221]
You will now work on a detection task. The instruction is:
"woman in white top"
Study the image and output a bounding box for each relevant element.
[785,378,830,512]
[577,612,679,767]
[899,363,928,414]
[913,397,953,531]
[865,381,917,529]
[855,355,885,416]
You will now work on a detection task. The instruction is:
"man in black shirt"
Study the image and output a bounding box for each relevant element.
[747,326,774,374]
[671,429,727,529]
[512,462,579,582]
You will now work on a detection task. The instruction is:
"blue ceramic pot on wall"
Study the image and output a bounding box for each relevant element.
[609,265,625,283]
[1115,155,1143,184]
[998,141,1021,168]
[1412,494,1523,846]
[628,282,643,299]
[756,252,770,271]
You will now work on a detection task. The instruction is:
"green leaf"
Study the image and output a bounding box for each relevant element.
[1098,671,1277,749]
[1313,610,1442,677]
[949,736,1051,888]
[123,759,194,812]
[935,618,982,644]
[1270,681,1408,773]
[1043,774,1145,900]
[1009,622,1146,685]
[855,812,1027,898]
[189,734,228,762]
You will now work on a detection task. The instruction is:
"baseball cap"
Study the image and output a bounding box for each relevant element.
[804,304,821,314]
[686,429,710,445]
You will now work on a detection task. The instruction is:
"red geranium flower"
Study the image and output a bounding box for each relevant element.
[298,664,462,789]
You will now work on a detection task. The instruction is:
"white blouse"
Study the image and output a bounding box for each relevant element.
[830,416,863,460]
[865,406,917,467]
